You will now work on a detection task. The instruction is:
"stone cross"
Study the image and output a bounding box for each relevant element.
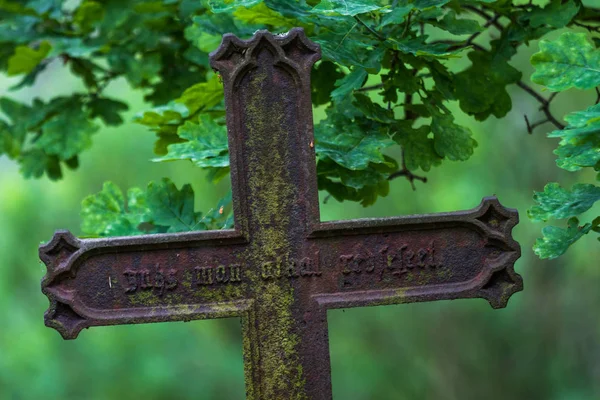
[40,28,522,400]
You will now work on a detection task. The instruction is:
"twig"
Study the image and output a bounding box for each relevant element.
[524,114,551,134]
[354,15,386,41]
[517,81,565,130]
[463,6,503,31]
[388,90,428,189]
[466,13,501,46]
[401,11,413,38]
[388,149,428,190]
[356,83,384,92]
[430,39,487,52]
[573,21,600,33]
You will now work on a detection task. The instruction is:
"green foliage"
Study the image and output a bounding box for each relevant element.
[311,0,386,16]
[7,40,51,76]
[533,217,596,259]
[549,104,600,171]
[430,107,477,161]
[524,0,580,29]
[0,0,598,259]
[529,31,600,258]
[529,183,600,222]
[81,178,233,237]
[154,116,229,170]
[528,182,600,259]
[0,95,98,179]
[455,39,522,120]
[37,101,99,160]
[434,11,482,35]
[81,182,151,237]
[316,106,394,170]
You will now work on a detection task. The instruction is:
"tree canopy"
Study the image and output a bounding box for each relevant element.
[0,0,598,259]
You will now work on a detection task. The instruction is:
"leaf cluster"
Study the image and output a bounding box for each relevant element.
[0,0,207,178]
[528,32,600,259]
[81,178,233,237]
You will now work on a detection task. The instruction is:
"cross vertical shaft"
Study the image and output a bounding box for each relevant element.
[211,29,328,398]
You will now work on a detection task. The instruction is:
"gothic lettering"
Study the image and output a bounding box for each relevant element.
[195,265,243,286]
[260,254,321,280]
[339,241,442,277]
[122,268,179,296]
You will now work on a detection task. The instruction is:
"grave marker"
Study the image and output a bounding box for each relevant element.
[40,28,522,399]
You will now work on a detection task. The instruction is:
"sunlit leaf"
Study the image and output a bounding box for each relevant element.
[529,183,600,222]
[154,116,229,168]
[81,182,151,237]
[7,40,51,76]
[233,2,294,26]
[315,108,393,170]
[533,217,593,259]
[146,178,206,232]
[208,0,261,13]
[531,32,600,91]
[311,0,385,16]
[378,5,413,28]
[549,104,600,171]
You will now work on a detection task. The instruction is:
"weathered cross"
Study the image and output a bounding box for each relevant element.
[41,29,522,399]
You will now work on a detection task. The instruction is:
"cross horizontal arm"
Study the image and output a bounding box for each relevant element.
[307,197,522,310]
[40,230,251,339]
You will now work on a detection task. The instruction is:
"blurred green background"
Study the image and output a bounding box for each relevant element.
[1,31,599,400]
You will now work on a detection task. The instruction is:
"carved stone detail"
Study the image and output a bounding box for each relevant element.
[210,28,320,83]
[44,300,88,340]
[39,230,81,279]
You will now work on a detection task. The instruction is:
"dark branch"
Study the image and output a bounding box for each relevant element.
[524,114,552,134]
[354,15,386,41]
[463,6,504,31]
[389,91,428,189]
[466,13,501,46]
[356,83,384,92]
[388,168,428,189]
[516,81,565,130]
[401,11,413,38]
[388,147,428,190]
[430,39,487,52]
[572,21,600,33]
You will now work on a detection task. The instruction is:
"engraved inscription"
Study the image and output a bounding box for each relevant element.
[261,255,321,280]
[339,241,442,277]
[194,264,242,286]
[123,268,178,295]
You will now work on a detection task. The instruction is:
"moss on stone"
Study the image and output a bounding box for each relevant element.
[239,65,307,399]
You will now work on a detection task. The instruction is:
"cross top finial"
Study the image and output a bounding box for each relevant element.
[210,28,321,79]
[209,28,322,240]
